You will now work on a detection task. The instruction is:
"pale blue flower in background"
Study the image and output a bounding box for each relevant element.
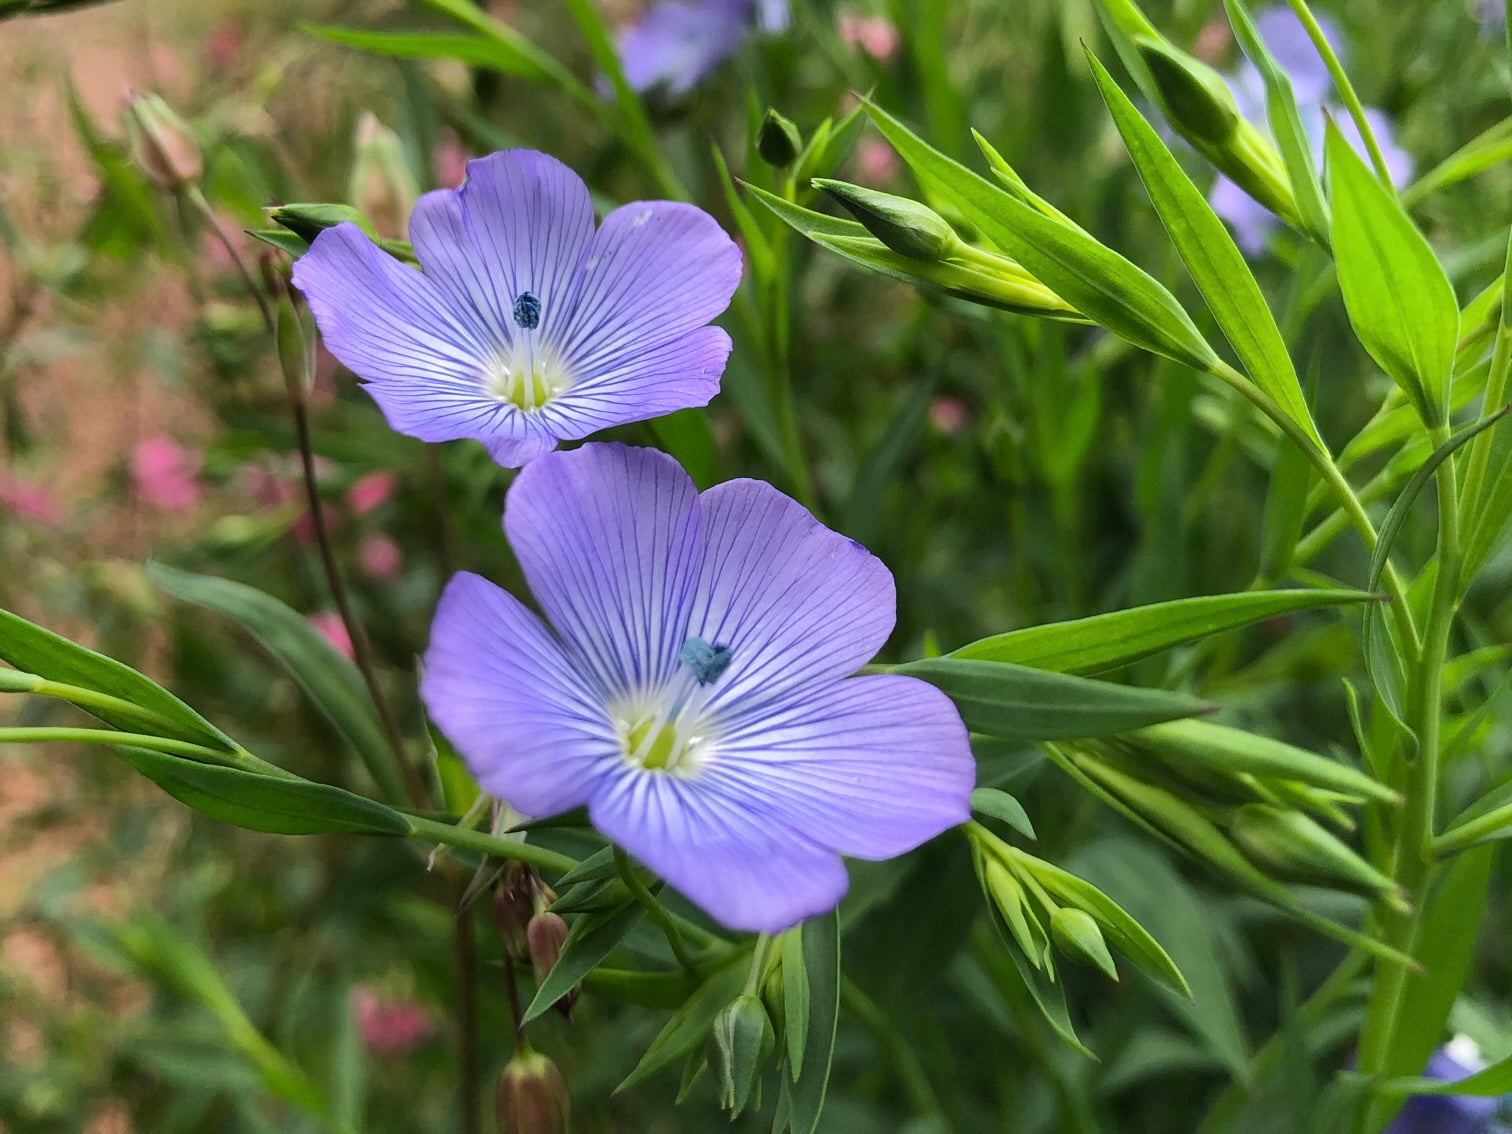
[616,0,788,96]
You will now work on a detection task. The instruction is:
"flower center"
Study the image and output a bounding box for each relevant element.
[612,637,733,776]
[483,292,570,412]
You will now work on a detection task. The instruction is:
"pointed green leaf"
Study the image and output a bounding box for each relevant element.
[862,99,1218,371]
[786,911,840,1134]
[950,588,1373,674]
[970,787,1037,841]
[617,954,746,1091]
[780,928,809,1070]
[524,901,645,1024]
[1327,122,1459,426]
[0,607,233,750]
[895,658,1214,741]
[149,564,404,802]
[302,25,526,72]
[115,746,410,836]
[1087,49,1319,445]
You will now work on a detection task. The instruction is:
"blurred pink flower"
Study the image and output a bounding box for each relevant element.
[205,18,243,72]
[433,130,470,189]
[856,137,900,183]
[838,12,899,61]
[308,612,354,660]
[929,395,969,435]
[237,463,297,511]
[351,987,434,1056]
[131,435,202,513]
[0,474,62,524]
[358,534,402,581]
[347,471,396,517]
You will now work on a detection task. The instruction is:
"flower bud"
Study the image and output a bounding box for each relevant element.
[1133,37,1239,145]
[526,912,577,1018]
[123,90,202,192]
[266,258,315,402]
[1229,805,1407,910]
[814,179,960,261]
[496,1051,568,1134]
[493,863,536,962]
[757,108,803,168]
[1050,907,1118,982]
[709,994,773,1119]
[348,112,420,241]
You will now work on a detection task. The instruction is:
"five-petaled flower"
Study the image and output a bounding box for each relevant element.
[420,442,975,933]
[292,150,742,468]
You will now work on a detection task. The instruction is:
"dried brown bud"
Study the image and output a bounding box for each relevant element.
[122,90,202,192]
[496,1051,569,1134]
[527,912,577,1018]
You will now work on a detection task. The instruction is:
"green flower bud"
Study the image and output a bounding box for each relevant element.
[348,112,420,241]
[814,178,960,261]
[122,90,202,192]
[1133,37,1240,144]
[266,203,378,244]
[757,108,803,168]
[1050,907,1118,982]
[269,263,315,403]
[526,912,577,1018]
[1229,804,1407,910]
[710,994,773,1119]
[496,1051,569,1134]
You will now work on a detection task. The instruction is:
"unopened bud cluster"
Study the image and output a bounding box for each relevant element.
[494,863,577,1017]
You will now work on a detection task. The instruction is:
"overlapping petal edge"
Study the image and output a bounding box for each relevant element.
[292,149,742,468]
[419,442,975,933]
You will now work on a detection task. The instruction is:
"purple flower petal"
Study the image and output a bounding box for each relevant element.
[689,478,895,720]
[412,151,595,345]
[542,325,732,437]
[588,767,850,932]
[709,674,974,858]
[421,572,618,815]
[505,444,704,697]
[559,200,742,381]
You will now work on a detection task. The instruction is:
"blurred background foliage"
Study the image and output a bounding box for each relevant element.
[2,0,1511,1131]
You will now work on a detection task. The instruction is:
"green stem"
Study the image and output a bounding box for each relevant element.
[615,846,699,971]
[1209,361,1420,655]
[1353,426,1462,1124]
[0,726,234,761]
[406,815,577,875]
[1284,0,1393,183]
[767,175,818,510]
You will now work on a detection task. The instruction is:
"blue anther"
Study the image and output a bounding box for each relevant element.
[680,637,733,686]
[512,291,542,330]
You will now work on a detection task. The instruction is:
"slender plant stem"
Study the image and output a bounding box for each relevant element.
[1284,0,1392,183]
[615,846,698,971]
[0,726,231,760]
[453,897,481,1134]
[407,815,577,875]
[1353,426,1462,1126]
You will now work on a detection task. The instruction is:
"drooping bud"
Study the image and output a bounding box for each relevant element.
[709,994,773,1119]
[1229,804,1407,910]
[1050,908,1118,982]
[123,90,202,192]
[757,108,803,168]
[264,253,315,402]
[496,1051,569,1134]
[493,863,536,962]
[814,179,960,261]
[348,112,420,241]
[526,912,577,1018]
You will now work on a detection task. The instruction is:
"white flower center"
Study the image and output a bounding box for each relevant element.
[609,639,732,777]
[483,340,571,412]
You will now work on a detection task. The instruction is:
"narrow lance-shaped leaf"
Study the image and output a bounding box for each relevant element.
[1086,48,1321,447]
[895,658,1214,742]
[617,955,747,1091]
[971,787,1038,841]
[524,901,645,1024]
[785,911,840,1134]
[0,606,233,750]
[861,98,1219,371]
[1328,122,1459,427]
[950,588,1374,674]
[149,564,405,803]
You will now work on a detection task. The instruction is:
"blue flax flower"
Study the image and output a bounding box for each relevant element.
[1210,5,1413,252]
[420,442,975,933]
[1384,1043,1502,1134]
[617,0,788,96]
[293,150,741,468]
